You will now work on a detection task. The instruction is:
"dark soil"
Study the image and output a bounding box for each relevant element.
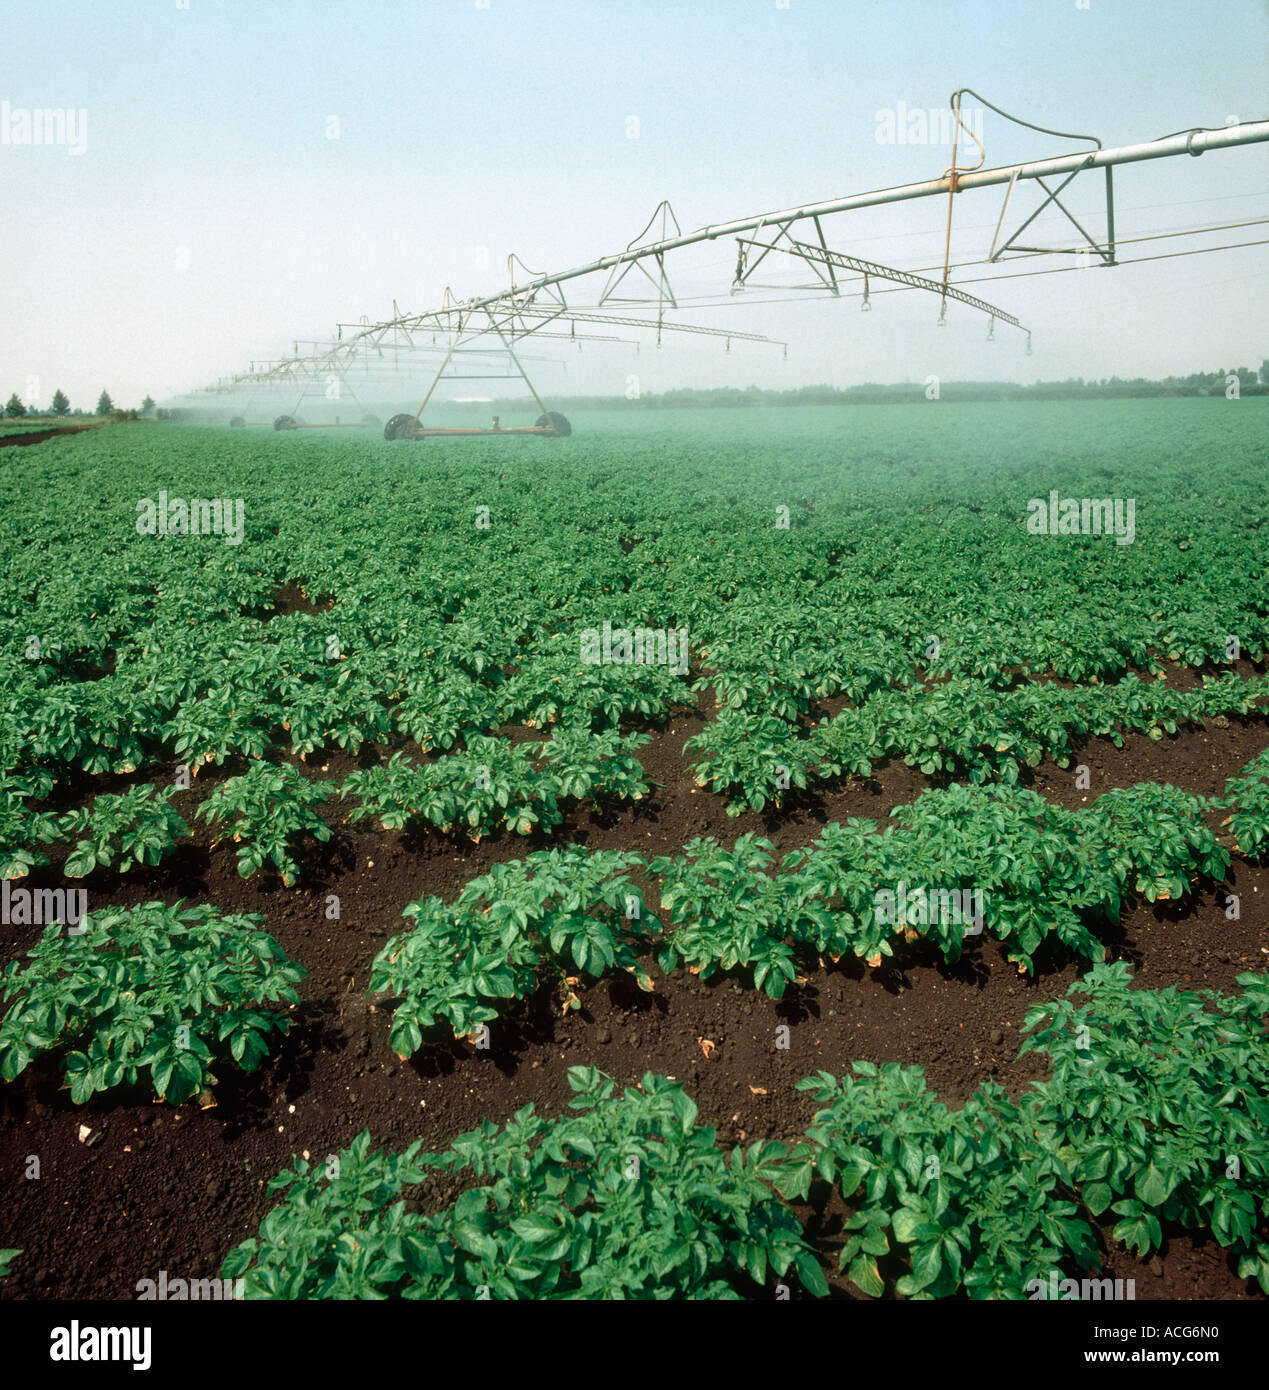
[2,700,1267,1301]
[0,425,101,449]
[263,582,335,621]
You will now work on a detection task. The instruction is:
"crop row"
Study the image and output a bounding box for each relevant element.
[5,758,1263,1107]
[0,648,680,778]
[3,756,1265,1054]
[9,959,1260,1299]
[369,776,1243,1045]
[4,641,1265,813]
[209,965,1269,1298]
[0,728,653,883]
[7,706,1267,900]
[691,670,1269,813]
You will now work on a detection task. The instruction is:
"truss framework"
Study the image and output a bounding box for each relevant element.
[739,237,1029,338]
[198,109,1268,410]
[988,164,1117,265]
[333,118,1266,343]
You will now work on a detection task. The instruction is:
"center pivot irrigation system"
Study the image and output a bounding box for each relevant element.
[199,93,1269,441]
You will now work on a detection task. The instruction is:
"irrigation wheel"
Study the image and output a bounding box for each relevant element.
[273,415,297,431]
[384,413,418,441]
[229,416,245,428]
[361,415,381,429]
[535,411,572,437]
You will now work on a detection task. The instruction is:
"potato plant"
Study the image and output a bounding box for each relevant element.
[695,605,909,713]
[539,725,652,804]
[199,762,334,885]
[390,671,498,751]
[343,730,652,842]
[21,684,149,776]
[497,638,690,728]
[370,846,655,1047]
[278,669,392,759]
[648,833,800,997]
[344,739,560,839]
[0,902,305,1103]
[787,1063,1099,1299]
[684,709,813,815]
[164,686,275,767]
[57,783,190,877]
[1084,781,1230,902]
[222,1067,827,1299]
[1019,963,1269,1290]
[1219,747,1269,860]
[0,771,62,880]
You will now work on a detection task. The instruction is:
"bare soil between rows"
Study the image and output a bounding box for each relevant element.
[0,425,101,449]
[2,703,1267,1301]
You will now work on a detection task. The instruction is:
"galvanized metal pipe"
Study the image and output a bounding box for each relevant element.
[358,121,1269,339]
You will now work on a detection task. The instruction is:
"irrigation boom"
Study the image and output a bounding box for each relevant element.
[199,102,1269,439]
[347,119,1269,335]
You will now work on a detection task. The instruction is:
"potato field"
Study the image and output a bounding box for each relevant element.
[1,398,1267,1305]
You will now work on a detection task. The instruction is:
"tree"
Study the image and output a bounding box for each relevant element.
[96,390,113,415]
[51,389,70,417]
[1259,359,1269,386]
[141,395,156,416]
[4,393,26,419]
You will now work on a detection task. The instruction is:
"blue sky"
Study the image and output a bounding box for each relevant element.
[1,0,1266,409]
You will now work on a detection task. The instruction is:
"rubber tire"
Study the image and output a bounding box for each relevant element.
[274,415,296,431]
[535,411,572,437]
[229,416,245,428]
[384,413,417,441]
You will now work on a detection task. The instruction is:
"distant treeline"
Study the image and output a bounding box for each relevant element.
[498,368,1269,410]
